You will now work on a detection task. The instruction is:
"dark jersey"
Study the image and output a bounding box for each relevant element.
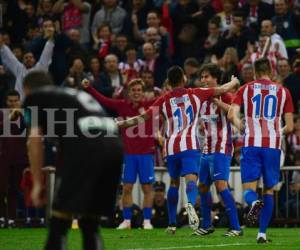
[23,86,118,151]
[23,86,123,216]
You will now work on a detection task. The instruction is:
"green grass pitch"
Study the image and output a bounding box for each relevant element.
[0,228,299,250]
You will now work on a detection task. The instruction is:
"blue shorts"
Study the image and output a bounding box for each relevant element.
[166,150,201,179]
[199,153,231,186]
[123,154,155,184]
[240,146,281,188]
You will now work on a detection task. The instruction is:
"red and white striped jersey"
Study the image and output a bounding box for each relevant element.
[233,79,294,149]
[147,87,215,156]
[200,93,233,155]
[287,133,300,153]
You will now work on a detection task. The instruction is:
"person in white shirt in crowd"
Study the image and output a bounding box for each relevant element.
[0,26,54,99]
[261,19,288,59]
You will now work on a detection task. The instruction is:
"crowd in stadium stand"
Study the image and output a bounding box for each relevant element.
[0,0,300,228]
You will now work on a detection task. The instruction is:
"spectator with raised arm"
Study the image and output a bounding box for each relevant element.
[0,25,55,99]
[29,18,73,86]
[261,19,288,59]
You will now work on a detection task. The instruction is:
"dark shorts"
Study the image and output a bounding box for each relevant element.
[52,137,123,216]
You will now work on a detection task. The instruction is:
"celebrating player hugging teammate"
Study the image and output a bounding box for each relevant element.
[117,66,240,234]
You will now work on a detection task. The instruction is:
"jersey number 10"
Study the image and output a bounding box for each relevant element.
[252,94,277,120]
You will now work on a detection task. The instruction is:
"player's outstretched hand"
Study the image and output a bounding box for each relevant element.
[231,75,240,86]
[230,75,240,91]
[81,79,90,89]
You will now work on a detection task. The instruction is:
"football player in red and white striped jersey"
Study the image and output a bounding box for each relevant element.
[194,63,242,237]
[228,58,294,243]
[118,66,240,233]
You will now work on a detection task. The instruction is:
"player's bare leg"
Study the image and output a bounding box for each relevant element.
[166,178,179,234]
[184,174,199,230]
[141,184,154,229]
[256,187,274,244]
[117,183,134,229]
[215,180,242,237]
[243,181,264,225]
[193,183,214,236]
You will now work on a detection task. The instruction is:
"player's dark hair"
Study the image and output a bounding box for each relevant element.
[199,63,222,83]
[167,66,184,87]
[5,89,20,100]
[23,70,54,90]
[254,58,272,77]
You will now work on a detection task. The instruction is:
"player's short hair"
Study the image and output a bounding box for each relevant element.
[127,78,145,91]
[23,70,54,90]
[167,66,184,87]
[5,89,20,99]
[198,63,222,83]
[254,58,272,77]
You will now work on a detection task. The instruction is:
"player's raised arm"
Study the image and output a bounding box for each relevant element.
[117,111,150,129]
[213,76,240,96]
[81,79,121,111]
[117,95,163,129]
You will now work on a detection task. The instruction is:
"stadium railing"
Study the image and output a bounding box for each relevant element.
[21,166,300,226]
